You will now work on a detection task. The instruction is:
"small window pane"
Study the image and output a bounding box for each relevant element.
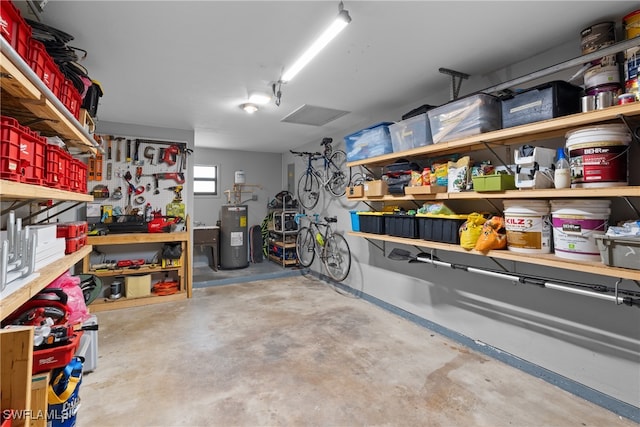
[194,165,216,179]
[194,180,216,194]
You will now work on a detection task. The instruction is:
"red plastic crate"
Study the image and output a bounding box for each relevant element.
[32,331,83,374]
[28,39,63,98]
[77,159,87,193]
[20,128,45,185]
[44,144,71,190]
[64,234,86,254]
[0,0,31,61]
[0,116,22,182]
[61,78,82,120]
[56,221,88,238]
[69,157,80,191]
[1,115,45,185]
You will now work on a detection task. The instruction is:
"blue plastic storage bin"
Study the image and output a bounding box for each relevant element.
[344,122,394,162]
[350,211,360,232]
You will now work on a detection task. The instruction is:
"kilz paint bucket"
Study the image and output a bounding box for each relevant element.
[503,200,551,254]
[565,124,631,188]
[551,200,610,261]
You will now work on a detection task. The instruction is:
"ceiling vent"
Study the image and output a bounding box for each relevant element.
[281,104,350,127]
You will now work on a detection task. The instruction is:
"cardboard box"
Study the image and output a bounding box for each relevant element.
[346,185,364,198]
[363,180,388,197]
[125,274,151,298]
[472,174,516,192]
[404,185,447,195]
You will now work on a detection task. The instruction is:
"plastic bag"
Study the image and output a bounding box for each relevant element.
[475,216,508,252]
[459,213,487,250]
[46,272,90,325]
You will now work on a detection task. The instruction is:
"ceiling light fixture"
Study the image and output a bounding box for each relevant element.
[273,1,352,106]
[240,103,258,114]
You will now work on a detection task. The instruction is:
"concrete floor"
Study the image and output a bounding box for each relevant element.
[78,276,636,427]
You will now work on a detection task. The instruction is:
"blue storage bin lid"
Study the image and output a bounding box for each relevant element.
[344,122,394,139]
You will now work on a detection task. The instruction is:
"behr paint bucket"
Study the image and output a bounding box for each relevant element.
[584,64,621,90]
[565,124,631,188]
[551,200,610,261]
[580,22,616,54]
[503,200,551,254]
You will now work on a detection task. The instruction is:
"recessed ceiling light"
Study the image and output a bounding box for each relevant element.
[240,103,258,114]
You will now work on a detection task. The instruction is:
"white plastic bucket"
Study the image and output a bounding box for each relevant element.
[565,124,631,188]
[551,199,611,261]
[503,200,551,254]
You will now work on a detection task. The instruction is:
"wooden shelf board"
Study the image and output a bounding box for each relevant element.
[0,180,94,202]
[346,103,640,168]
[348,232,640,281]
[346,186,640,202]
[1,245,92,320]
[87,231,189,245]
[269,255,298,266]
[272,241,297,248]
[89,291,187,312]
[86,266,181,277]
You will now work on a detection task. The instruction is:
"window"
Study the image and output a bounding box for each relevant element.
[194,165,218,195]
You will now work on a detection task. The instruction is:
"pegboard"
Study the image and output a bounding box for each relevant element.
[86,135,190,219]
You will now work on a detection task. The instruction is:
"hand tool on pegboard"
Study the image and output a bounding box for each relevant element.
[115,137,123,162]
[134,139,142,164]
[126,139,132,163]
[106,135,113,179]
[178,146,193,171]
[143,146,156,165]
[159,144,180,166]
[107,135,112,160]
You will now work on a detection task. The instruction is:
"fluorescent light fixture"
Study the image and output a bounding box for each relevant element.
[248,92,271,105]
[240,103,258,114]
[281,2,351,82]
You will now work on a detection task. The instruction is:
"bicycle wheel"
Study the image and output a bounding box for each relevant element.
[326,150,349,197]
[296,227,316,267]
[322,232,351,282]
[297,172,321,210]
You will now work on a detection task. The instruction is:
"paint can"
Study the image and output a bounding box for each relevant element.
[565,124,631,188]
[624,47,639,101]
[551,199,611,261]
[623,9,640,39]
[581,22,616,55]
[503,200,551,254]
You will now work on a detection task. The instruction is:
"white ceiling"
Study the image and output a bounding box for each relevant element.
[27,1,637,153]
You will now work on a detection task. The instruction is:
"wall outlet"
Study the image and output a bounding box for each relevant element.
[251,194,258,201]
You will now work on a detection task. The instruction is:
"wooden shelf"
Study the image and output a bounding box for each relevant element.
[346,103,640,168]
[87,231,189,245]
[348,232,640,281]
[83,225,191,311]
[272,241,296,248]
[347,186,640,202]
[0,49,99,155]
[1,245,92,320]
[0,179,94,202]
[269,255,298,266]
[89,290,187,312]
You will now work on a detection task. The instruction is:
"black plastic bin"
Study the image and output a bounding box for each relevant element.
[384,214,418,238]
[416,214,468,244]
[357,212,385,234]
[501,80,583,128]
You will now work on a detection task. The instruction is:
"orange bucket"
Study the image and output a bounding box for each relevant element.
[623,9,640,39]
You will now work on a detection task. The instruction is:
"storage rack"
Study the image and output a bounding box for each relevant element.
[267,193,299,267]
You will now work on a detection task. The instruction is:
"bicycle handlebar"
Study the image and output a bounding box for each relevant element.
[290,150,322,157]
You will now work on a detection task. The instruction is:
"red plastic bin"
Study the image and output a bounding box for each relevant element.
[77,159,87,193]
[45,144,71,190]
[64,234,86,254]
[32,331,83,374]
[28,39,63,98]
[61,78,82,120]
[56,221,88,239]
[0,115,45,185]
[0,116,23,182]
[0,0,31,61]
[20,128,46,185]
[69,157,80,191]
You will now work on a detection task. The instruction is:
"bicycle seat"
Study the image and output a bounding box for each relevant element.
[325,216,338,223]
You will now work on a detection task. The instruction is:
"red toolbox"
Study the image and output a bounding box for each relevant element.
[28,39,63,98]
[20,128,46,185]
[0,0,31,61]
[56,221,88,239]
[64,234,87,254]
[32,331,83,374]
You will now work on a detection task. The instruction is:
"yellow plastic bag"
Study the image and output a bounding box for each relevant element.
[459,213,486,250]
[474,215,508,252]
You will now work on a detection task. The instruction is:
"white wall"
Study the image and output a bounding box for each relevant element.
[284,39,640,407]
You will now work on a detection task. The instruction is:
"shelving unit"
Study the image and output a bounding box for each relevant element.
[267,210,299,267]
[346,96,640,282]
[82,231,191,312]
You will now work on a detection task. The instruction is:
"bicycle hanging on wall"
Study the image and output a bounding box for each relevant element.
[290,137,349,210]
[295,213,351,282]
